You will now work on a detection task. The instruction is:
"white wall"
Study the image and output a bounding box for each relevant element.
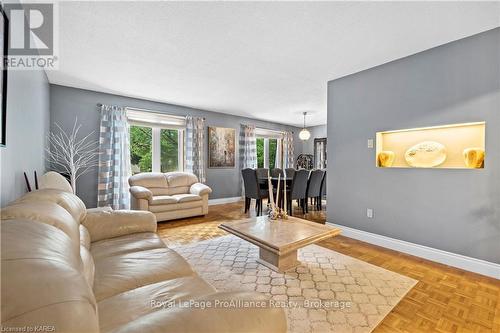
[301,124,327,155]
[0,69,50,206]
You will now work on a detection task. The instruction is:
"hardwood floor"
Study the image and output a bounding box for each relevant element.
[157,200,500,333]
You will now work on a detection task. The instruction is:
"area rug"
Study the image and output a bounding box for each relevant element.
[173,235,417,333]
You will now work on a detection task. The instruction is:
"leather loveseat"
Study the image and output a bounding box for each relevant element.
[129,172,212,222]
[0,189,286,333]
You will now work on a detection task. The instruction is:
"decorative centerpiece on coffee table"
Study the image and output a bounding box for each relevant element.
[267,174,288,220]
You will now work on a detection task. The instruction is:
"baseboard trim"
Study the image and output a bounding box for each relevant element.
[208,196,243,206]
[327,222,500,280]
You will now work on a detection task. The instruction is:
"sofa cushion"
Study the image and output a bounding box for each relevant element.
[90,232,166,260]
[82,210,157,242]
[165,172,198,188]
[38,171,74,193]
[97,276,216,333]
[15,189,87,222]
[150,195,177,205]
[104,291,287,333]
[172,193,202,203]
[81,245,96,288]
[1,201,80,254]
[80,225,91,249]
[129,172,168,189]
[165,186,191,196]
[129,173,170,196]
[154,207,205,222]
[1,220,99,333]
[149,200,203,213]
[93,247,194,301]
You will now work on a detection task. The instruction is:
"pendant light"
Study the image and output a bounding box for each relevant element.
[299,112,311,141]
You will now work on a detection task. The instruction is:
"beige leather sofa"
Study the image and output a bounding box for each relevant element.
[0,189,286,333]
[129,172,212,222]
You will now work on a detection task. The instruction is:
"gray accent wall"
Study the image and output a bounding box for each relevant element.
[0,70,50,206]
[301,124,327,155]
[327,28,500,263]
[50,85,302,208]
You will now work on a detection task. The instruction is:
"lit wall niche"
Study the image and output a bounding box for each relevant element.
[376,122,485,169]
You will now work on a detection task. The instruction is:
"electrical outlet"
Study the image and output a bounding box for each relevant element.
[367,139,374,149]
[366,208,374,218]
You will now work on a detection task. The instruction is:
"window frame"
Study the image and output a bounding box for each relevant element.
[256,136,281,169]
[129,122,185,173]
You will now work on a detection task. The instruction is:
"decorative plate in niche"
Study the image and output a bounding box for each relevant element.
[405,141,446,168]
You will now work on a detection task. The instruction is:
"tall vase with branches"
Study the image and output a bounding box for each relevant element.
[45,118,100,193]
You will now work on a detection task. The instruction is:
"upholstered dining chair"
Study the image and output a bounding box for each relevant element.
[256,168,269,179]
[320,172,327,199]
[287,169,309,214]
[306,169,326,211]
[285,168,296,180]
[271,168,284,178]
[255,168,269,191]
[242,168,268,216]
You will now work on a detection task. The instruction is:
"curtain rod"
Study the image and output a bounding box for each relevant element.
[96,104,205,120]
[256,127,294,135]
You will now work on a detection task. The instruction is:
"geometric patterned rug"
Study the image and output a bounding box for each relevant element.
[174,235,417,333]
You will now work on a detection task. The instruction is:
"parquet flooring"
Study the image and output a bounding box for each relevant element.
[157,200,500,333]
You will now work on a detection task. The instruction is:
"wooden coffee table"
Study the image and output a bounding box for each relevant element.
[219,216,341,272]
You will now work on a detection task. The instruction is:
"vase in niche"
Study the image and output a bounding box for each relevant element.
[463,148,485,168]
[377,151,395,167]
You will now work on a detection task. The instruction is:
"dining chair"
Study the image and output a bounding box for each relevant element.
[285,168,296,179]
[320,172,327,201]
[271,168,284,178]
[242,168,268,216]
[306,169,325,211]
[255,168,269,191]
[256,168,269,179]
[288,169,309,214]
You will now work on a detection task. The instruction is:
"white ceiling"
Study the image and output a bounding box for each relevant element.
[47,1,500,127]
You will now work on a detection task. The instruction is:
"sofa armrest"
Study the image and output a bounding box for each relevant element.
[130,186,153,201]
[190,183,212,196]
[116,291,286,333]
[82,209,157,242]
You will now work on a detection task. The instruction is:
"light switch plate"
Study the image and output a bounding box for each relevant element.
[366,208,374,218]
[367,139,374,148]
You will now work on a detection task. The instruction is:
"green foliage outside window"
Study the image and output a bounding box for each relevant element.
[130,126,180,174]
[160,129,179,172]
[256,138,264,168]
[256,137,278,169]
[130,126,152,173]
[269,138,277,169]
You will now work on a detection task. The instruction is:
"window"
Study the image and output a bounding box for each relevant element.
[160,129,180,172]
[128,109,185,175]
[269,138,277,169]
[256,134,281,169]
[130,125,152,173]
[256,137,264,168]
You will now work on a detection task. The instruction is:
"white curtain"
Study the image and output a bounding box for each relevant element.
[239,124,257,195]
[239,124,257,169]
[185,116,206,183]
[275,138,283,168]
[283,131,294,168]
[97,104,131,209]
